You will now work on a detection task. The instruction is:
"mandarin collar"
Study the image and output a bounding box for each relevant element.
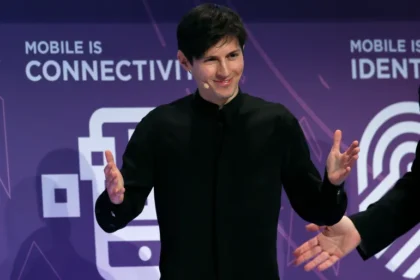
[192,88,244,125]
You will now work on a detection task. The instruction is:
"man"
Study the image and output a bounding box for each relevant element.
[94,3,360,280]
[293,88,420,272]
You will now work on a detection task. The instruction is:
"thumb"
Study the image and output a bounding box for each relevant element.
[306,224,322,232]
[105,150,115,164]
[332,130,342,151]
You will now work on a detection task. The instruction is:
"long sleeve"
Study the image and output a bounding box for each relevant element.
[95,111,156,233]
[280,112,347,226]
[350,140,420,260]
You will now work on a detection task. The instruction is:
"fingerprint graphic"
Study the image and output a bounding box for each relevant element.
[356,101,420,279]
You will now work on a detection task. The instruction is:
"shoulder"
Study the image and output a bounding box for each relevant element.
[130,95,193,142]
[139,94,193,124]
[241,93,298,127]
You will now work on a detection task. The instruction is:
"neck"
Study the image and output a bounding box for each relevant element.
[200,86,239,108]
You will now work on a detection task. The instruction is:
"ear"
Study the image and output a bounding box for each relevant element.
[177,50,191,72]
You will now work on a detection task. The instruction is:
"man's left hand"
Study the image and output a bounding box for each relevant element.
[326,130,360,186]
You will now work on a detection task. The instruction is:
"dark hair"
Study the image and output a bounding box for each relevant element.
[176,3,247,63]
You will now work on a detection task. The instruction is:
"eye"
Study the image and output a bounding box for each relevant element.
[229,53,239,59]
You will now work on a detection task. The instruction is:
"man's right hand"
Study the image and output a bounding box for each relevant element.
[104,150,125,205]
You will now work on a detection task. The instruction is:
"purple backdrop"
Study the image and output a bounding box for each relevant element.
[0,22,419,280]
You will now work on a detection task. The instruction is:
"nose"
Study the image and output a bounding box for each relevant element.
[216,61,230,78]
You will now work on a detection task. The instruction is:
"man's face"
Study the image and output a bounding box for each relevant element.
[178,37,244,104]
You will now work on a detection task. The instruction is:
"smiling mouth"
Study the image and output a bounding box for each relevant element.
[214,78,232,86]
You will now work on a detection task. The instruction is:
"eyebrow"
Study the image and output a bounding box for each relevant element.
[203,49,241,60]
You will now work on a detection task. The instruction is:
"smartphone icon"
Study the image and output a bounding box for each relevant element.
[78,107,161,280]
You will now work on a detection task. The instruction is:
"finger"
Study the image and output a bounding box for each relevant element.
[332,130,342,151]
[346,146,360,157]
[294,245,322,266]
[293,237,319,256]
[345,140,359,150]
[106,173,120,190]
[343,141,359,157]
[111,185,125,196]
[304,251,330,271]
[105,166,118,185]
[333,168,351,183]
[114,187,125,195]
[305,224,320,232]
[345,155,359,167]
[318,255,340,271]
[109,171,121,185]
[104,161,116,172]
[341,166,351,176]
[111,168,119,177]
[104,164,113,176]
[105,150,115,164]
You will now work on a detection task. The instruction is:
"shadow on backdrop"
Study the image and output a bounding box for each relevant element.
[0,148,114,280]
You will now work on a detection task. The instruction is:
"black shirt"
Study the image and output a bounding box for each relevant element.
[95,89,348,280]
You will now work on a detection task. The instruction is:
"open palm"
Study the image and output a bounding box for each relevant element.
[327,130,360,185]
[104,150,125,204]
[293,216,361,271]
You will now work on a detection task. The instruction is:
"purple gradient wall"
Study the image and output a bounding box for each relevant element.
[0,22,419,280]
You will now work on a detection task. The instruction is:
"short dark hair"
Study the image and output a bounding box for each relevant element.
[176,3,247,63]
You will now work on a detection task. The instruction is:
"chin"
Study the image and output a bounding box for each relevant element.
[214,86,238,99]
[217,91,234,99]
